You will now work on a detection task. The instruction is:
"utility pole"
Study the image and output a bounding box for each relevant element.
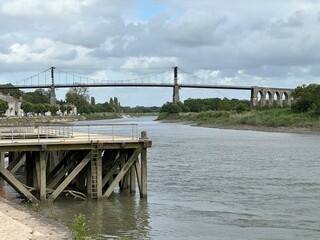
[172,66,180,103]
[50,66,56,105]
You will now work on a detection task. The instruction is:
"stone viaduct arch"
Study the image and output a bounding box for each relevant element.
[251,87,293,108]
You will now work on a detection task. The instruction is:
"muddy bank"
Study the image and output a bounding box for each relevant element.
[158,119,320,135]
[0,198,71,239]
[198,123,320,135]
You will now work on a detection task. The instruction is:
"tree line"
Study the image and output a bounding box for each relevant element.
[160,84,320,117]
[160,98,251,114]
[1,83,319,117]
[291,83,320,116]
[0,84,160,116]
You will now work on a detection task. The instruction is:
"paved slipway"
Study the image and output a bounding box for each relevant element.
[0,198,71,240]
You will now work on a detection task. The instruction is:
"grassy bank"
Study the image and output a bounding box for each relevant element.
[0,115,83,125]
[0,112,158,125]
[0,112,122,125]
[158,109,320,133]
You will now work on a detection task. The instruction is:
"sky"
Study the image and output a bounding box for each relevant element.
[1,0,320,106]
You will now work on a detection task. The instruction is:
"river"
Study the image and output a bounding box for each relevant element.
[4,116,320,239]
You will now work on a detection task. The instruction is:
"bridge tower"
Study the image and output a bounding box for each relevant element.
[172,66,180,103]
[250,87,258,108]
[50,66,57,105]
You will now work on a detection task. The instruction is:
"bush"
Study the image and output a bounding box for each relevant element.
[160,102,182,114]
[0,99,8,116]
[70,213,89,240]
[292,84,320,116]
[234,103,249,113]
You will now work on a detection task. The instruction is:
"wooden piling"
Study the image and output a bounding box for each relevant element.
[0,125,151,203]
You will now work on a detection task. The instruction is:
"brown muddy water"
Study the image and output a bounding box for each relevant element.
[1,116,320,239]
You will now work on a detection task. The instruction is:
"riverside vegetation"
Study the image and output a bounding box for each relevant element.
[0,84,160,118]
[1,82,319,132]
[158,84,320,133]
[0,83,160,124]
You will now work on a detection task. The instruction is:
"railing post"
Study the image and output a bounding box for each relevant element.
[88,125,90,141]
[112,125,114,140]
[132,125,134,139]
[37,127,40,142]
[64,126,66,140]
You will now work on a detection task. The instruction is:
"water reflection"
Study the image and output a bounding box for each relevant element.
[2,116,320,239]
[42,192,151,239]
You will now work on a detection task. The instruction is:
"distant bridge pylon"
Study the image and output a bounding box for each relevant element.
[0,66,294,108]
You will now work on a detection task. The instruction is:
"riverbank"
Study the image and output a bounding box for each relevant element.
[0,112,157,125]
[0,112,122,125]
[0,198,71,239]
[157,109,320,135]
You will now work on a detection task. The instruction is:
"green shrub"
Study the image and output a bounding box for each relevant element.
[70,213,90,240]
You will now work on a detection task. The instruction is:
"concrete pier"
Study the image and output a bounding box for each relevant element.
[0,124,152,203]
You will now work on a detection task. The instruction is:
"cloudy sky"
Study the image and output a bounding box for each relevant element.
[1,0,320,106]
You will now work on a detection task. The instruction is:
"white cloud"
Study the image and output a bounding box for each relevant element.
[122,56,177,69]
[1,0,94,18]
[1,0,320,105]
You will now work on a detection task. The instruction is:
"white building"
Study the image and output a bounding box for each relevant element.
[0,93,23,116]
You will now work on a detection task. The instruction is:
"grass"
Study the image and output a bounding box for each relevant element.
[69,213,132,240]
[69,213,101,240]
[81,112,121,120]
[0,112,158,125]
[158,109,320,131]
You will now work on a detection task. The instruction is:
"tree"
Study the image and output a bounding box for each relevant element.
[105,97,123,113]
[184,98,202,112]
[66,86,89,110]
[292,84,320,116]
[23,89,50,104]
[114,97,119,106]
[78,104,92,114]
[0,84,24,98]
[160,102,182,114]
[109,97,114,105]
[103,102,113,112]
[21,102,33,114]
[66,106,73,114]
[0,99,8,116]
[93,103,105,113]
[49,105,59,115]
[60,105,67,113]
[33,104,46,115]
[90,96,95,105]
[70,86,89,99]
[235,103,249,113]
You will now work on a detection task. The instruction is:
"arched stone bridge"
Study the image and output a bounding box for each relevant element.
[250,87,293,108]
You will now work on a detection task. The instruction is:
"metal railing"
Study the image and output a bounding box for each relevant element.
[0,123,139,143]
[72,123,139,141]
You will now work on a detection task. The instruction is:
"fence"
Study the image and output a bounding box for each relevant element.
[0,123,138,143]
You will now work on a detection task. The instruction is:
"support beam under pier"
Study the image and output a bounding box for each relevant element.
[0,130,152,202]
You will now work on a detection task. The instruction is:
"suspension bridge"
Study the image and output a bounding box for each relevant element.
[0,66,294,107]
